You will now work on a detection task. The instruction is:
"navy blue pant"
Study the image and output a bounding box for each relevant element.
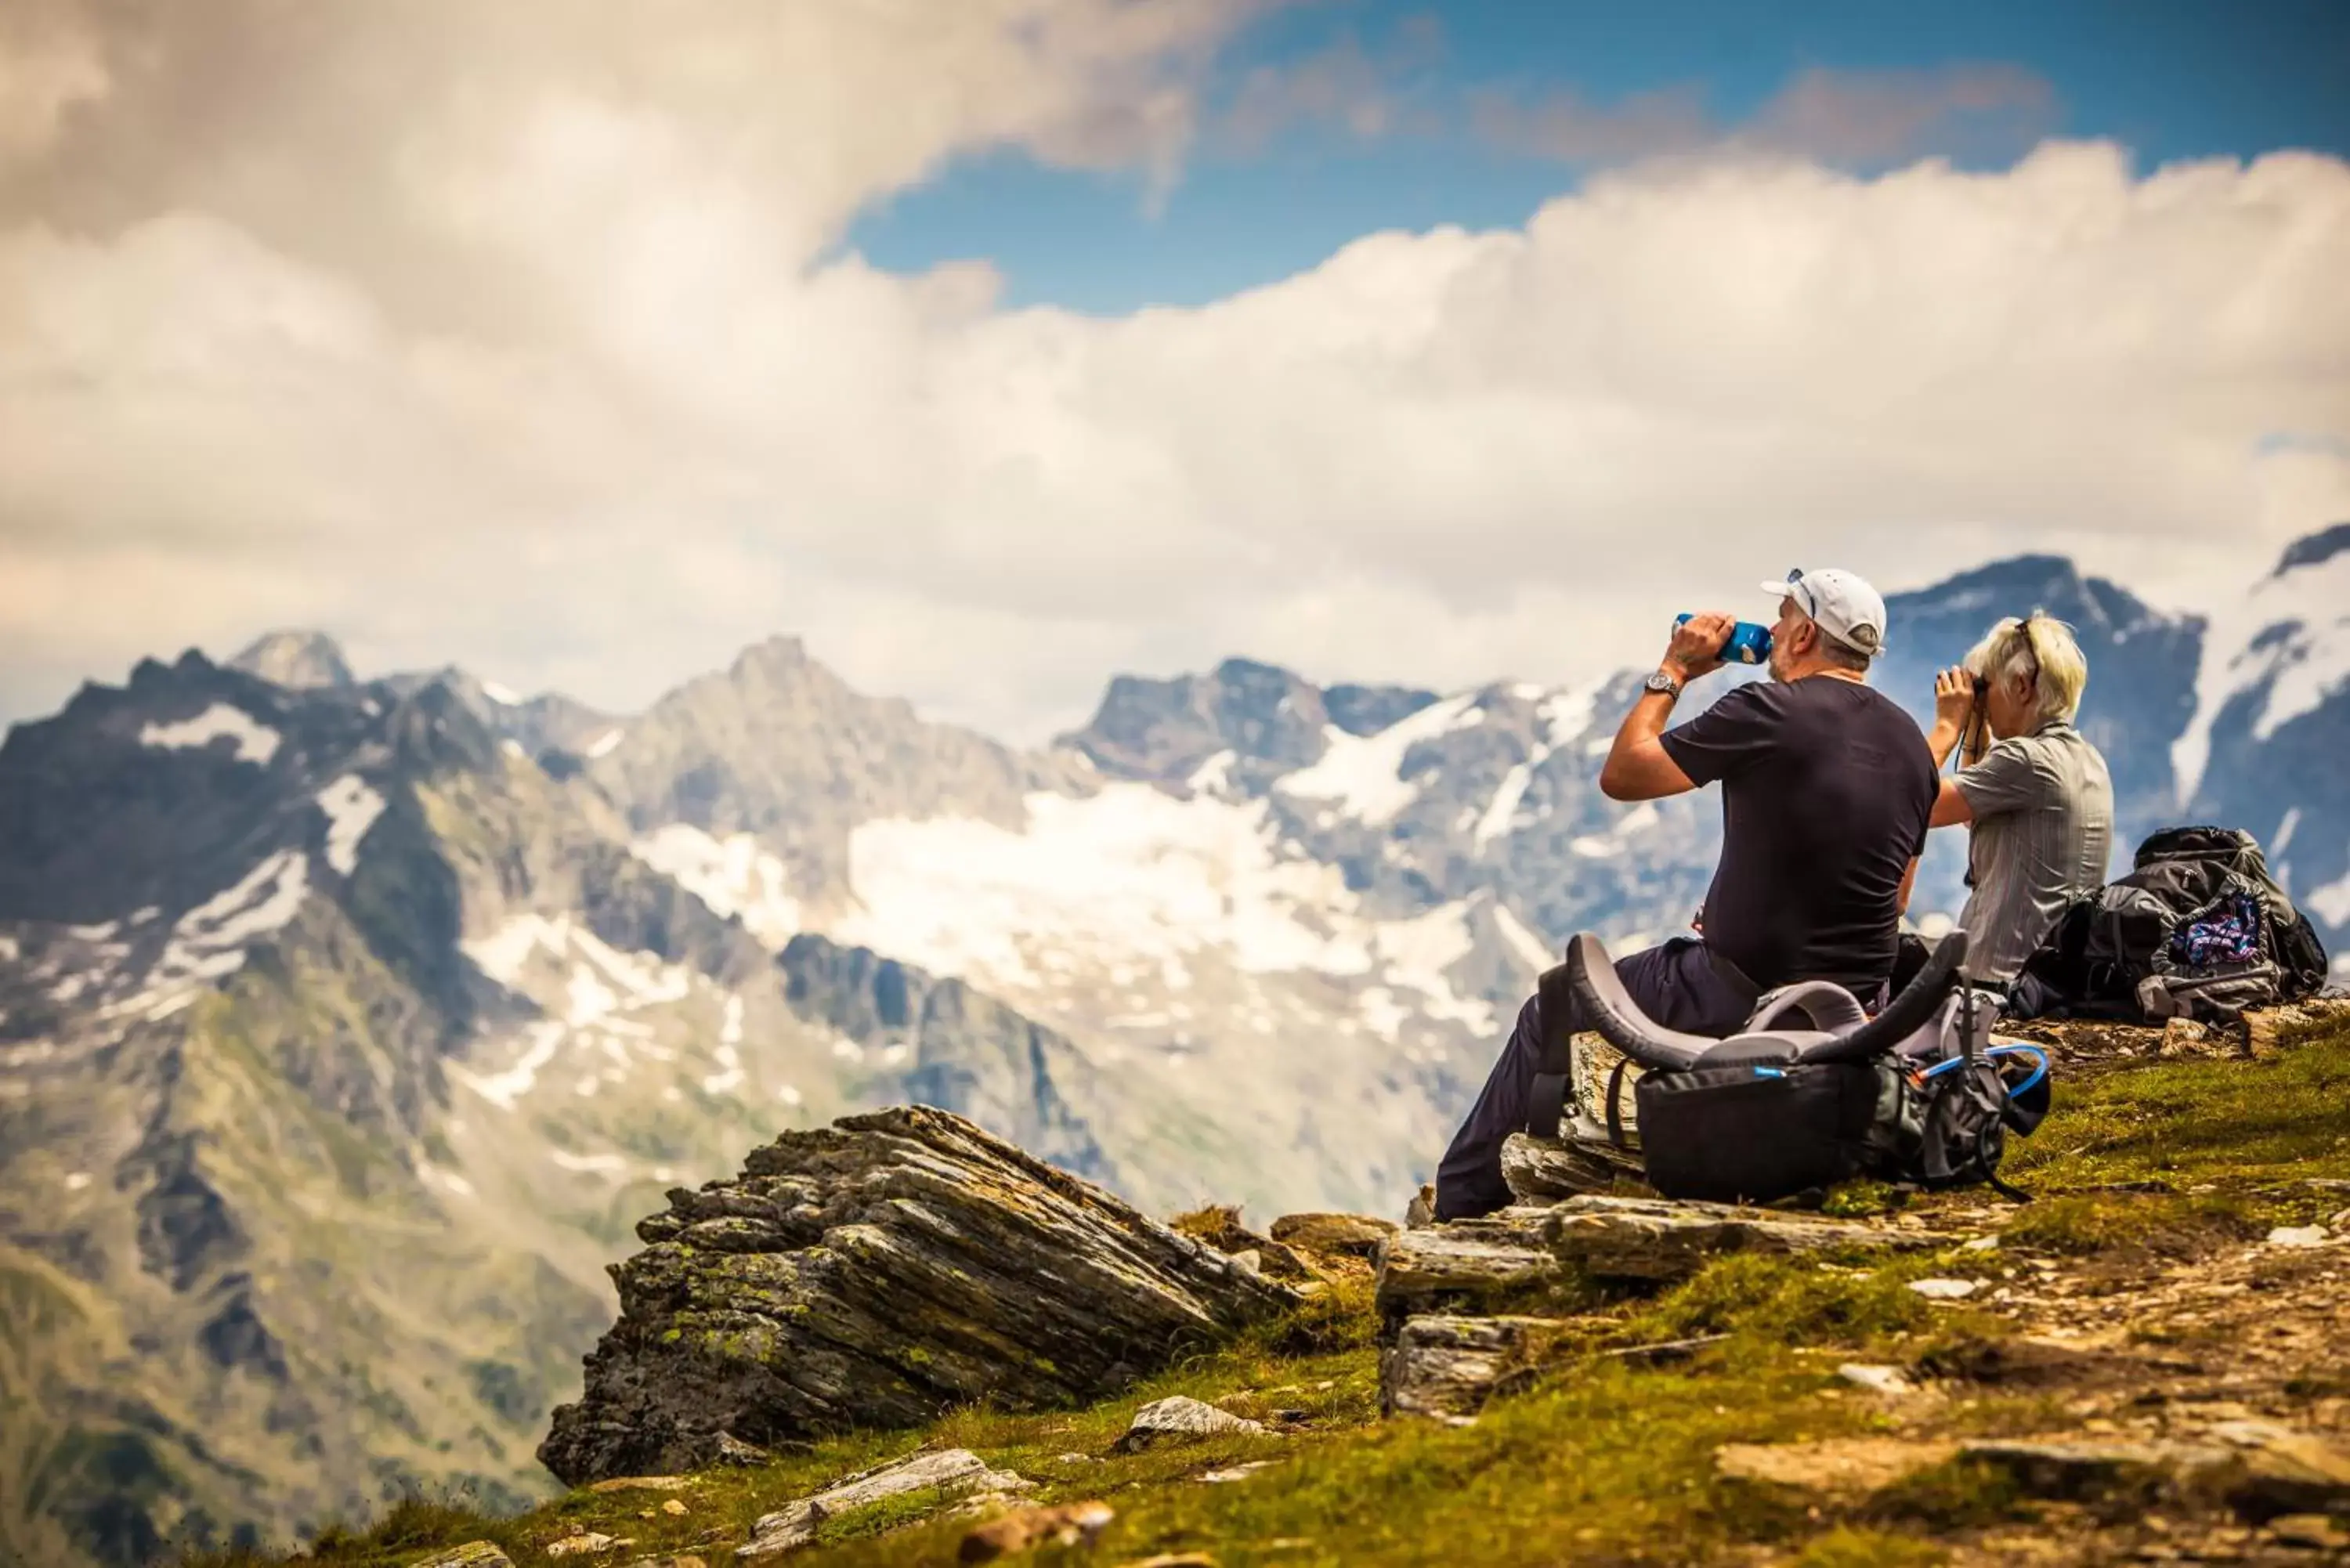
[1433,938,1757,1221]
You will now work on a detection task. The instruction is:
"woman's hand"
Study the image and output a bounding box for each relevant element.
[1933,667,1976,731]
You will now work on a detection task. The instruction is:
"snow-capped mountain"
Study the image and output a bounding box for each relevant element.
[2177,526,2350,975]
[2,536,2340,1566]
[0,655,1123,1568]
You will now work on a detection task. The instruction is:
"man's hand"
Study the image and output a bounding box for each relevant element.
[1665,612,1732,681]
[1932,667,1975,731]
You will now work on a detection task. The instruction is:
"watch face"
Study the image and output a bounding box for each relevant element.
[1646,671,1678,692]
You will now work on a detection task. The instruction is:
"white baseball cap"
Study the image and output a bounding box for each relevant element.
[1759,567,1888,656]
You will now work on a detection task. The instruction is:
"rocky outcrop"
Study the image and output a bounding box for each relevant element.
[1499,1131,1644,1204]
[1380,1315,1579,1422]
[540,1107,1297,1484]
[736,1449,1032,1559]
[230,630,355,690]
[1376,1197,1963,1326]
[1112,1395,1268,1453]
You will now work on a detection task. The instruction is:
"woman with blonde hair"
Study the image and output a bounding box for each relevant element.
[1925,612,2116,984]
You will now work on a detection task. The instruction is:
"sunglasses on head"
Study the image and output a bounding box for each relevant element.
[1780,567,1817,620]
[1969,615,2043,703]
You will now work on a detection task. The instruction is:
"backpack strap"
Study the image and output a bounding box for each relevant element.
[1526,960,1578,1139]
[1604,1058,1633,1149]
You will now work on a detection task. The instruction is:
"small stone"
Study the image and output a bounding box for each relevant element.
[660,1499,687,1516]
[1227,1249,1261,1274]
[956,1501,1115,1562]
[1198,1461,1274,1483]
[1382,1314,1577,1421]
[1959,1438,2231,1502]
[590,1476,689,1494]
[1715,1437,1955,1493]
[2265,1226,2329,1248]
[2267,1514,2348,1551]
[1053,1452,1100,1465]
[1836,1364,1918,1397]
[410,1546,515,1568]
[713,1433,771,1468]
[547,1536,627,1559]
[1113,1395,1267,1453]
[739,1450,1032,1559]
[1267,1212,1397,1259]
[1404,1184,1437,1230]
[624,1559,708,1568]
[1907,1277,1981,1300]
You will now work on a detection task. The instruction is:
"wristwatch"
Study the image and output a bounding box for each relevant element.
[1644,669,1684,699]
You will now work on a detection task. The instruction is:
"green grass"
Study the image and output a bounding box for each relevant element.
[179,1020,2350,1568]
[1789,1527,1948,1568]
[2005,1024,2350,1191]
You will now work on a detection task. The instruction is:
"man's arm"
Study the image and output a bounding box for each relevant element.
[1598,685,1697,801]
[1897,855,1919,914]
[1929,779,1974,828]
[1598,613,1730,802]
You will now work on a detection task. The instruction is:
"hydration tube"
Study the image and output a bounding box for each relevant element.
[1921,1043,2048,1097]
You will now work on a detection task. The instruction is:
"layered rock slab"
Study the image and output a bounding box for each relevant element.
[1375,1197,1963,1324]
[540,1107,1296,1483]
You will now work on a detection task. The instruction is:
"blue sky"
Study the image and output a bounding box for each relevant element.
[851,0,2350,313]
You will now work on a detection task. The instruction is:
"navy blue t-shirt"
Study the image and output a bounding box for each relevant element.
[1657,677,1936,994]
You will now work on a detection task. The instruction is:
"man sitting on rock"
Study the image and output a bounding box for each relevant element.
[1433,569,1939,1221]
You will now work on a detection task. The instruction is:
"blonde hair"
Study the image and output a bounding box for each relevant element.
[1964,612,2088,724]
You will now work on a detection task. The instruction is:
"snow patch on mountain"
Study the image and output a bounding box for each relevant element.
[316,775,386,874]
[837,785,1368,988]
[1539,679,1607,746]
[2175,543,2350,798]
[104,849,312,1021]
[1473,755,1542,849]
[834,782,1503,1041]
[1275,694,1484,826]
[549,1147,629,1176]
[139,702,282,765]
[587,728,624,758]
[631,825,802,947]
[464,912,692,1017]
[458,1020,566,1109]
[1492,903,1556,972]
[480,681,522,705]
[2307,866,2350,930]
[1369,901,1495,1034]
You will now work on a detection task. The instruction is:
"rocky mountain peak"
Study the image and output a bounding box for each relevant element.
[230,630,354,690]
[2273,521,2350,578]
[728,634,815,679]
[1059,657,1333,785]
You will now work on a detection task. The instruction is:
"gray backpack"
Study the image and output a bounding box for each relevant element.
[1538,931,2048,1205]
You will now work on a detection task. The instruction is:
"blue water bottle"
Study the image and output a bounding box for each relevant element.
[1675,614,1774,666]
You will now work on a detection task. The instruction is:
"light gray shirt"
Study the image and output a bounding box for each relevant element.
[1954,720,2116,983]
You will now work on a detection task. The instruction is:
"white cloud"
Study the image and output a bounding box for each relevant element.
[0,2,2345,744]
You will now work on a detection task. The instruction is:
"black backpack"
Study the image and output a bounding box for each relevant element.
[1537,931,2048,1206]
[2007,826,2330,1024]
